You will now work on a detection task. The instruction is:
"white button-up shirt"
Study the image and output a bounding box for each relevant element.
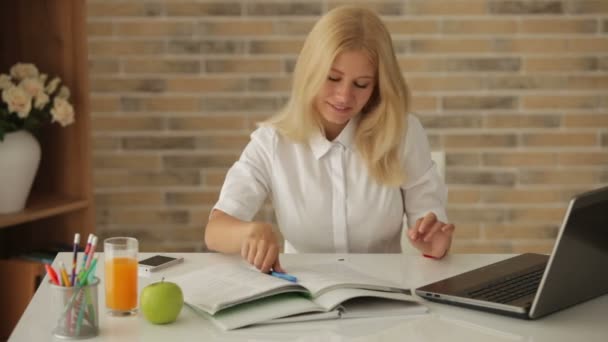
[213,114,447,253]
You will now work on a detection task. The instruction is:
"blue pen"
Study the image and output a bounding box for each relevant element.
[270,271,298,283]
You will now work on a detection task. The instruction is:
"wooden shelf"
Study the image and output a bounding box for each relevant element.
[0,195,89,229]
[0,259,45,340]
[0,0,93,339]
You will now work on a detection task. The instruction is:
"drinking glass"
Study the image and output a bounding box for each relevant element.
[104,237,138,316]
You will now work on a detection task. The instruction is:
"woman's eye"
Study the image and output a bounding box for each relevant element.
[327,76,369,89]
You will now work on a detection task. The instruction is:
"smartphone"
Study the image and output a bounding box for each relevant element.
[138,255,184,273]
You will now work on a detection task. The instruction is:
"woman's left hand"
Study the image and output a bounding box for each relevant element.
[407,212,455,259]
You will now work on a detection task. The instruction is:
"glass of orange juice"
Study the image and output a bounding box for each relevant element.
[104,237,138,316]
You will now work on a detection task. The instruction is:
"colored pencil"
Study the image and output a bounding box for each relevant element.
[70,233,80,286]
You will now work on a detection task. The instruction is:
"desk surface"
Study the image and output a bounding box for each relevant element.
[9,253,608,341]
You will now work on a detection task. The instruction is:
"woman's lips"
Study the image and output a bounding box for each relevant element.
[328,102,351,113]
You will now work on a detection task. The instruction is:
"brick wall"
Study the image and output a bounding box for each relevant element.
[88,0,608,253]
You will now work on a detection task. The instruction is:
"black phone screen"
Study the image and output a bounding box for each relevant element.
[138,255,177,267]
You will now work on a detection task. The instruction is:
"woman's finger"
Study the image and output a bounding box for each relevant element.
[241,240,249,259]
[247,240,258,265]
[422,221,444,243]
[418,212,437,234]
[261,245,278,273]
[253,239,268,269]
[408,227,417,241]
[410,217,424,241]
[442,223,456,235]
[273,256,285,273]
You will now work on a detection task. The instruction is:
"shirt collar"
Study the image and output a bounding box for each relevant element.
[310,115,359,160]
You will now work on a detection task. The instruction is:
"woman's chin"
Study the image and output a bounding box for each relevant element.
[324,110,354,125]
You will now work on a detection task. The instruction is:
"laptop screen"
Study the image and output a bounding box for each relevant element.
[530,186,608,318]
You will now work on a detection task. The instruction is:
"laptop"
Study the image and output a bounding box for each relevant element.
[416,185,608,319]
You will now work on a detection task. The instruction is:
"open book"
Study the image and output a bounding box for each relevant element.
[169,256,427,330]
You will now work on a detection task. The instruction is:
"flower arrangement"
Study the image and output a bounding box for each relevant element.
[0,62,75,141]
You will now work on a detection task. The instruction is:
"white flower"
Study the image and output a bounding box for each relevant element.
[34,92,50,109]
[10,63,39,81]
[1,63,76,133]
[46,77,61,94]
[2,85,32,118]
[57,85,70,100]
[50,97,75,127]
[0,74,12,90]
[19,77,45,98]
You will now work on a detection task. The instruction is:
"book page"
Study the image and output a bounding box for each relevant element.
[339,296,428,318]
[196,293,326,330]
[169,261,303,314]
[312,288,420,311]
[258,309,341,325]
[288,262,406,296]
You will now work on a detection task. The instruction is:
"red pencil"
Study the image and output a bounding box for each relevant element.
[45,264,61,286]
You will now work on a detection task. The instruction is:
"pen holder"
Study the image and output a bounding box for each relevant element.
[50,277,100,339]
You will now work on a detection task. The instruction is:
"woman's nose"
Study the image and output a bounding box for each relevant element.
[334,82,352,102]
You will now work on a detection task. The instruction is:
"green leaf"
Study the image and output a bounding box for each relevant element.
[0,109,20,134]
[0,106,9,119]
[22,115,41,133]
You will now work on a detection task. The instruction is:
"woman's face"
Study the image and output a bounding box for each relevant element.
[314,50,376,140]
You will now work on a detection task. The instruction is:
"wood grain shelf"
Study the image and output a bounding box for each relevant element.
[0,0,94,339]
[0,195,89,229]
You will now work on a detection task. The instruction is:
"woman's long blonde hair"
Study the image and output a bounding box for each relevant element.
[263,6,410,186]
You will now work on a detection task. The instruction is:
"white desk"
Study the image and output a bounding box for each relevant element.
[9,253,608,341]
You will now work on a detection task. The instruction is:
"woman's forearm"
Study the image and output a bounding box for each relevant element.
[204,210,253,253]
[206,210,284,272]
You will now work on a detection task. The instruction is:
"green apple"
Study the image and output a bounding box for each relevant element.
[140,278,184,324]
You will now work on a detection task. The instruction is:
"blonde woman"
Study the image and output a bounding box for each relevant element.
[205,6,455,273]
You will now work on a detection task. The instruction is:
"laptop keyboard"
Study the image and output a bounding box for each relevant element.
[467,265,545,304]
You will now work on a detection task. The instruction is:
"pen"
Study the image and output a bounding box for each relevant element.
[270,271,298,283]
[71,233,80,286]
[45,264,61,286]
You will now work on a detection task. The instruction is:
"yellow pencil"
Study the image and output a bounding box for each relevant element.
[59,261,71,287]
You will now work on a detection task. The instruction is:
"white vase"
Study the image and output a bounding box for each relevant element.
[0,130,41,214]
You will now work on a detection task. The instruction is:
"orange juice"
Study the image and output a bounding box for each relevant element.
[105,257,138,311]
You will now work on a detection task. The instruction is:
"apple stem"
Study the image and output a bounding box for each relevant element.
[161,277,165,283]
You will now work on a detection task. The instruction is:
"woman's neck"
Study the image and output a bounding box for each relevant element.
[323,120,348,141]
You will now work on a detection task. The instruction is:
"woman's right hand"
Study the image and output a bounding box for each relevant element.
[241,222,285,274]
